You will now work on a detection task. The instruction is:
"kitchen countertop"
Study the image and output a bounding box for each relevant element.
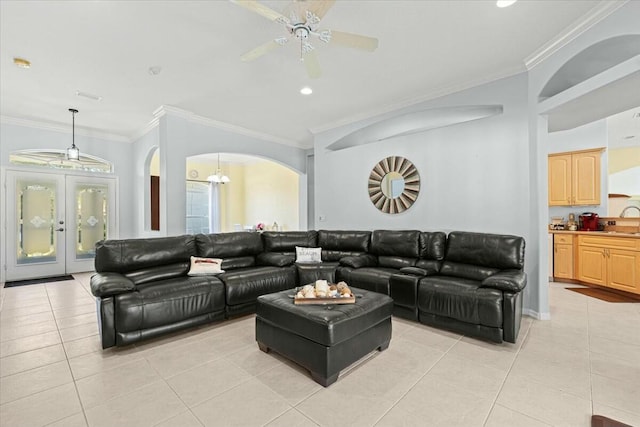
[549,230,640,238]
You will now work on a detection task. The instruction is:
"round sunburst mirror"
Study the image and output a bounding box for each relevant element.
[368,156,420,214]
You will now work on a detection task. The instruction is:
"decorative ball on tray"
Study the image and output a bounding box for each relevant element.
[295,280,352,299]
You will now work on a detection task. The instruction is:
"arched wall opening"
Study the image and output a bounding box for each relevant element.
[533,28,640,318]
[145,146,160,232]
[186,152,301,233]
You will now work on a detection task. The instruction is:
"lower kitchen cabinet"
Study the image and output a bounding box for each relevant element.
[577,235,640,295]
[553,234,574,280]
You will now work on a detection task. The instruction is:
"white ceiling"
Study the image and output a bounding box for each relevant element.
[0,0,624,149]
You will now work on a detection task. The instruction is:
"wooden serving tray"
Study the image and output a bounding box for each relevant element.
[294,295,356,305]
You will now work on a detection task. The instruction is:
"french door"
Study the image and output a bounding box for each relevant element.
[4,169,117,281]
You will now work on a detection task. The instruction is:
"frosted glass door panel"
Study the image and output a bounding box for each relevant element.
[75,184,108,259]
[65,175,117,273]
[6,171,66,281]
[17,179,58,263]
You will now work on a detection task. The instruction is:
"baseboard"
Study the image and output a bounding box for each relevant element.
[523,308,550,320]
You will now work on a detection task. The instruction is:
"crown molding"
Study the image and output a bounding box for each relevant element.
[129,116,160,142]
[309,64,524,136]
[0,115,131,143]
[152,105,306,149]
[524,0,629,70]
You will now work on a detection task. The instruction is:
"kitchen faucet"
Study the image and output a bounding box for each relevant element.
[619,205,640,217]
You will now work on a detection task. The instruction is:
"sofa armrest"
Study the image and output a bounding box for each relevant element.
[398,266,438,277]
[339,254,377,269]
[90,272,136,298]
[481,270,527,292]
[256,252,295,267]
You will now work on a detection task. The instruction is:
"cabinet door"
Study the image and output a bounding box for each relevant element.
[553,243,574,279]
[577,246,607,286]
[548,154,572,206]
[607,249,640,294]
[572,151,600,205]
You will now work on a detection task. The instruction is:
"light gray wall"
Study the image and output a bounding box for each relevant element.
[132,113,309,237]
[0,122,135,238]
[528,0,640,318]
[314,73,538,313]
[547,119,609,221]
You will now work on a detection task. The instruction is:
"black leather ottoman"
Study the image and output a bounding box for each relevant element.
[255,287,393,386]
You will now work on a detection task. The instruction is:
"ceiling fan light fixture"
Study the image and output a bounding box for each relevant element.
[300,86,313,95]
[496,0,517,7]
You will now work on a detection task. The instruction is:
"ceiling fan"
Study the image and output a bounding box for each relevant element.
[231,0,379,78]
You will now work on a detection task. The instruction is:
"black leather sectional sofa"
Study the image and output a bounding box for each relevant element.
[90,230,526,349]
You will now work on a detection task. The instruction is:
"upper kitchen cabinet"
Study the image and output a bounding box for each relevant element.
[548,148,604,206]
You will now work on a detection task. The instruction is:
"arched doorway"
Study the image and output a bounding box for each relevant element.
[186,153,301,233]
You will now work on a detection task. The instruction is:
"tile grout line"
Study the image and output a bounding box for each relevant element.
[45,276,92,427]
[369,332,464,427]
[478,318,553,427]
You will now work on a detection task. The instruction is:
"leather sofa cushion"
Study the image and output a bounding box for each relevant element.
[296,262,339,285]
[415,259,442,273]
[197,232,263,258]
[378,255,416,269]
[440,261,500,281]
[420,232,447,260]
[256,252,296,267]
[256,288,393,346]
[341,267,398,295]
[95,235,197,273]
[418,276,503,328]
[371,230,420,258]
[221,256,256,270]
[322,250,367,262]
[124,262,189,285]
[262,231,318,252]
[318,230,371,253]
[446,231,525,270]
[115,275,225,333]
[221,266,297,306]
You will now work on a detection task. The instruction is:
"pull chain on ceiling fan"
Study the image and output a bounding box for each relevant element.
[231,0,378,78]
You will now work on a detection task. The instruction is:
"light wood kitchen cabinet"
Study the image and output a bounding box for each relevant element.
[577,235,640,294]
[553,234,574,279]
[548,148,603,206]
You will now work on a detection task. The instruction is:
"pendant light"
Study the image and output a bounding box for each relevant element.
[67,108,80,160]
[207,153,230,184]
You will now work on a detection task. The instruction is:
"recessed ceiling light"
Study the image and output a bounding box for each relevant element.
[148,66,162,76]
[633,112,640,119]
[75,90,103,101]
[496,0,517,7]
[300,86,313,95]
[13,57,31,69]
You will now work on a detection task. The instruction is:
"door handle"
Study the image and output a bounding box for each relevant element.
[55,228,64,232]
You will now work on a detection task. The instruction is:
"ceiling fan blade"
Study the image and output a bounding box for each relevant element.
[231,0,288,23]
[306,0,336,20]
[303,50,322,79]
[241,38,288,62]
[329,30,378,52]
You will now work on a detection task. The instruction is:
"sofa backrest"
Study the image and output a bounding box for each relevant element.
[415,231,447,271]
[371,230,420,269]
[440,231,525,280]
[196,232,263,270]
[94,235,196,277]
[261,231,318,252]
[318,230,371,262]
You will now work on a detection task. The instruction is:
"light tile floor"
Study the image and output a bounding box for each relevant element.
[1,274,639,427]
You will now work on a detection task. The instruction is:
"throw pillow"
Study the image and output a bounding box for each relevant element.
[295,246,322,263]
[188,256,224,276]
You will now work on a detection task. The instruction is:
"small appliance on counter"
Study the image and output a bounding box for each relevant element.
[567,213,578,231]
[549,216,565,230]
[579,212,600,231]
